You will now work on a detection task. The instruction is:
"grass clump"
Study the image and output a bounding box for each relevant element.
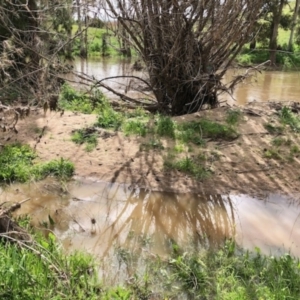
[280,106,300,132]
[0,229,99,299]
[155,115,176,138]
[178,119,238,142]
[59,84,106,114]
[264,122,284,135]
[226,109,242,126]
[71,128,98,152]
[96,104,123,129]
[271,137,292,147]
[263,148,282,160]
[123,120,148,137]
[162,241,300,299]
[140,139,164,151]
[0,144,74,182]
[164,154,210,179]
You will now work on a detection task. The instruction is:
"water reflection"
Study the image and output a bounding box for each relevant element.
[68,58,300,105]
[2,178,300,259]
[2,178,300,283]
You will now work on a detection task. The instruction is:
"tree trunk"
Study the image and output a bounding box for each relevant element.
[288,0,300,52]
[76,0,87,58]
[269,0,285,65]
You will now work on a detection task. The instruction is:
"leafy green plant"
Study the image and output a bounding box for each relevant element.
[0,231,99,299]
[0,144,74,182]
[140,139,164,151]
[71,128,98,152]
[263,148,282,160]
[280,106,300,132]
[123,120,148,136]
[59,84,106,114]
[179,119,238,141]
[155,115,176,138]
[264,122,284,135]
[96,105,123,129]
[271,137,292,147]
[226,109,242,126]
[164,154,210,179]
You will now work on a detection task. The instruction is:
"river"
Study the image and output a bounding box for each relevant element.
[71,58,300,106]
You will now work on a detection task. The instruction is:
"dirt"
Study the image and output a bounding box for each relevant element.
[2,103,300,197]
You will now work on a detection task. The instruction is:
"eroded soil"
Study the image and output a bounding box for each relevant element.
[2,103,300,197]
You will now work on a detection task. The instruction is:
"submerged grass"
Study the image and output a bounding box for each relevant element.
[0,144,74,183]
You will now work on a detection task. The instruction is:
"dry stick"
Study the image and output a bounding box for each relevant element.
[1,198,31,215]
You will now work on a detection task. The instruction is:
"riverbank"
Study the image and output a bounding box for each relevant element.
[3,102,300,198]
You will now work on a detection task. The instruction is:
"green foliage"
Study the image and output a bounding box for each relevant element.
[164,154,210,179]
[123,120,148,136]
[280,106,300,132]
[71,128,98,152]
[59,84,106,114]
[271,137,292,147]
[263,148,282,160]
[0,232,99,300]
[155,115,176,138]
[179,119,238,141]
[0,144,74,183]
[264,122,284,135]
[140,139,164,151]
[226,109,242,126]
[163,242,300,299]
[96,104,123,129]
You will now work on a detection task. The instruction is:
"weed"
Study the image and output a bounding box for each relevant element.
[59,84,106,114]
[226,109,242,126]
[264,122,284,135]
[164,154,210,179]
[0,144,74,182]
[0,230,99,299]
[96,105,123,129]
[140,139,164,151]
[155,115,176,138]
[280,106,300,132]
[123,120,148,136]
[271,137,292,147]
[290,145,300,154]
[71,128,98,152]
[173,143,185,153]
[263,148,282,160]
[179,120,238,141]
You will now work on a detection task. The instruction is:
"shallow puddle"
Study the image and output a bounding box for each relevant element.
[1,178,300,281]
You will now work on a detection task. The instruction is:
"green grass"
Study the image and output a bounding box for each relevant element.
[0,227,100,299]
[280,106,300,132]
[71,128,98,152]
[271,137,292,147]
[164,153,210,179]
[264,122,285,135]
[0,144,74,182]
[226,109,243,126]
[3,216,300,299]
[263,148,283,160]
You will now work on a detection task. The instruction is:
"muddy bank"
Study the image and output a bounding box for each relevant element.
[1,102,300,197]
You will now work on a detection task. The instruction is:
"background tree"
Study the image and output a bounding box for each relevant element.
[288,0,300,51]
[0,0,72,105]
[102,0,265,115]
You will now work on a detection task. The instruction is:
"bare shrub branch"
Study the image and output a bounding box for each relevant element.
[102,0,265,115]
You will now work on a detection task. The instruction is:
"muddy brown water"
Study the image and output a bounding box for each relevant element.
[71,58,300,106]
[1,177,300,283]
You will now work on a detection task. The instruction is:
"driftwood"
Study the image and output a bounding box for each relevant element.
[0,198,32,242]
